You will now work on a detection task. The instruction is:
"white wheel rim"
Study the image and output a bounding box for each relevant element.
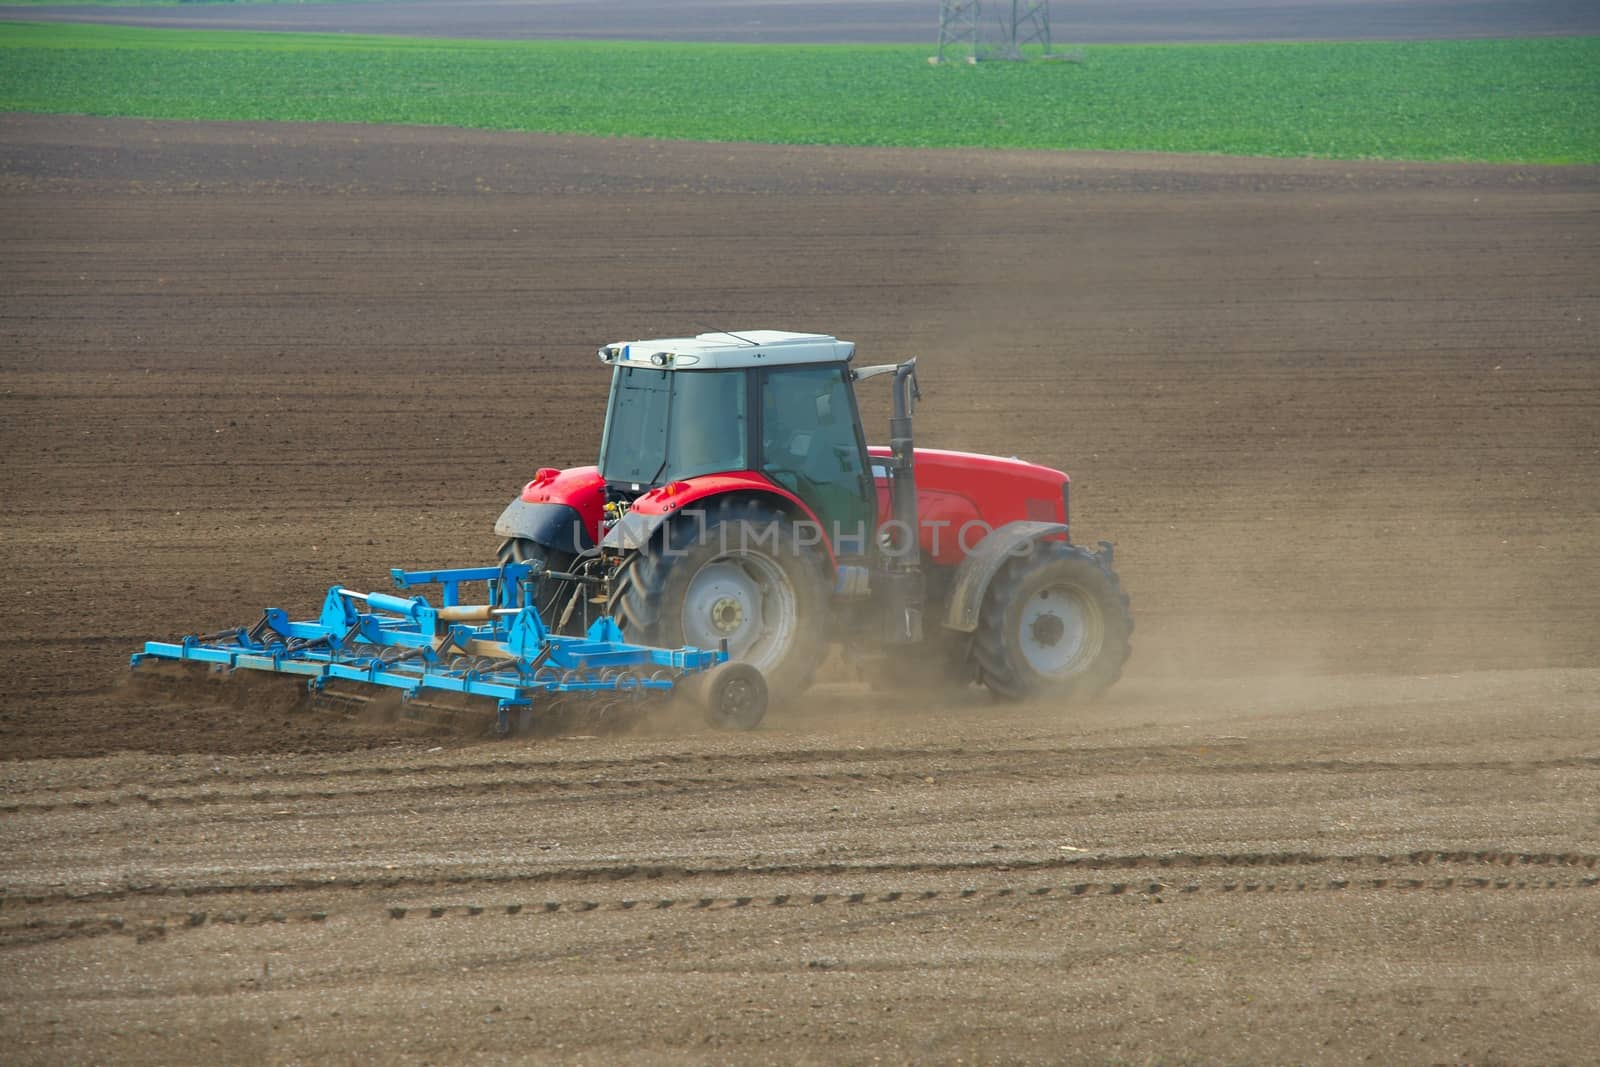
[1018,584,1103,677]
[681,554,797,673]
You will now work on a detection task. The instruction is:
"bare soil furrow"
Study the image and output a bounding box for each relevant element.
[7,750,1597,817]
[7,848,1593,910]
[8,870,1597,953]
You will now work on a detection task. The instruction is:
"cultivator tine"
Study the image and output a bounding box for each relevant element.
[379,644,429,666]
[246,613,277,646]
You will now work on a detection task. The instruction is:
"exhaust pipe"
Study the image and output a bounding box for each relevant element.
[881,359,924,642]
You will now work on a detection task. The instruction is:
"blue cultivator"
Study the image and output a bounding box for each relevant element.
[131,562,767,734]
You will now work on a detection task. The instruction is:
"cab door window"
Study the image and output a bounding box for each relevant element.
[759,364,873,557]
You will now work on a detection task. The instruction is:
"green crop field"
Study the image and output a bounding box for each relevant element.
[1,22,1595,163]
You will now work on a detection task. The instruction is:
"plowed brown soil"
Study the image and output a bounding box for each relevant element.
[1,113,1597,1063]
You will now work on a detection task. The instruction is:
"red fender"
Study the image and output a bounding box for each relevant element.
[516,465,607,544]
[625,471,837,569]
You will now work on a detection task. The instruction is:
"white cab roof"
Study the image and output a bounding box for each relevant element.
[600,330,854,371]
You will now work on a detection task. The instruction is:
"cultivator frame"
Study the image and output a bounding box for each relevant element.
[131,562,762,734]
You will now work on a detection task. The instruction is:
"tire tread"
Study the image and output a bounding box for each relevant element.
[973,542,1133,702]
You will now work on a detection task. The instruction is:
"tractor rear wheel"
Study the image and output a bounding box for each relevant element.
[973,542,1132,702]
[610,498,828,701]
[496,537,582,631]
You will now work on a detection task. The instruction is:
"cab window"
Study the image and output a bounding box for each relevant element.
[759,364,872,556]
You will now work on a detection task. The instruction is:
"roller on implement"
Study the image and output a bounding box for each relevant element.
[131,561,768,735]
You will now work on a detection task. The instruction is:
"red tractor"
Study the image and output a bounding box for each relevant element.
[495,330,1131,721]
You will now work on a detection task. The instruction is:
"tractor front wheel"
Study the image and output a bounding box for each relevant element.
[496,537,582,631]
[973,542,1132,702]
[610,498,829,702]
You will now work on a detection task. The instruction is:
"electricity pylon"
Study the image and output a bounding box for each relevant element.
[997,0,1054,60]
[934,0,981,64]
[934,1,1061,63]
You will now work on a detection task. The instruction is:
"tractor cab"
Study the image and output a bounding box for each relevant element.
[596,331,877,559]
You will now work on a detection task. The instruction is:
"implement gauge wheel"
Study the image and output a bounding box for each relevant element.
[973,542,1133,702]
[695,661,769,730]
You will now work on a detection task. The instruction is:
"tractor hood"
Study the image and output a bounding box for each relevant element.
[868,447,1070,565]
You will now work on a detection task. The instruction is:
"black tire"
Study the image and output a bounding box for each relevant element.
[610,497,829,700]
[691,661,769,731]
[973,542,1132,702]
[496,537,582,631]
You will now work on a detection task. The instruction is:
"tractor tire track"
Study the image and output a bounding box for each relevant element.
[9,867,1595,950]
[7,848,1594,909]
